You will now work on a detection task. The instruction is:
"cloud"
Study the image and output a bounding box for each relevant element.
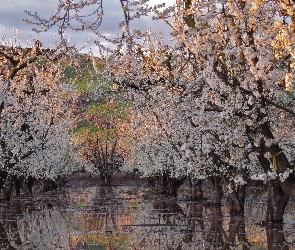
[0,0,173,54]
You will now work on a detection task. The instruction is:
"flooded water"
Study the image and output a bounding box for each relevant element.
[0,175,295,250]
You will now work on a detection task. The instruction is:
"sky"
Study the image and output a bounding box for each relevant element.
[0,0,174,55]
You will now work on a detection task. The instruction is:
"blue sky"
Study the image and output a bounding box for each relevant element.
[0,0,174,54]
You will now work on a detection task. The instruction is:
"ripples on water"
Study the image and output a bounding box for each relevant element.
[0,176,295,250]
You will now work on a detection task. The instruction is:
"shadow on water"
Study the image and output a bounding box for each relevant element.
[0,179,295,249]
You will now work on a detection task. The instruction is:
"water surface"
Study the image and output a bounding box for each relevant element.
[0,175,295,249]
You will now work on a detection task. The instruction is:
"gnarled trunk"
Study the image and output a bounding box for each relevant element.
[266,179,289,223]
[208,176,223,204]
[0,170,8,190]
[258,148,290,223]
[42,179,57,192]
[227,184,246,215]
[100,172,112,186]
[14,176,23,196]
[274,152,295,199]
[258,121,295,200]
[3,176,14,201]
[26,176,35,194]
[2,175,25,200]
[150,170,185,197]
[187,178,203,201]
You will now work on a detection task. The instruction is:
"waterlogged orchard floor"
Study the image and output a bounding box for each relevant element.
[1,174,295,250]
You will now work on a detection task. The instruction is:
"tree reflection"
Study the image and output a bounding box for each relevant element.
[68,186,134,249]
[0,184,294,249]
[204,205,225,250]
[183,202,204,245]
[0,217,11,249]
[0,202,22,249]
[153,197,185,225]
[266,223,289,250]
[0,199,70,249]
[224,213,249,250]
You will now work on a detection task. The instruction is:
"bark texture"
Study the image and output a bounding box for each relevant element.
[266,179,289,223]
[187,178,203,201]
[149,170,185,197]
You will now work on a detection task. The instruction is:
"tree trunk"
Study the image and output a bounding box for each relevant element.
[27,176,35,194]
[266,179,289,223]
[0,170,8,190]
[2,175,24,200]
[100,172,112,186]
[153,170,185,197]
[3,176,14,201]
[166,176,185,197]
[257,148,290,223]
[147,176,156,188]
[208,176,223,204]
[42,179,57,192]
[258,121,295,199]
[58,175,69,186]
[188,178,203,201]
[274,152,295,199]
[14,176,24,196]
[227,184,246,215]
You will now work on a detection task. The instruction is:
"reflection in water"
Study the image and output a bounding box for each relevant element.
[267,224,289,250]
[204,206,224,249]
[0,199,71,249]
[225,213,249,250]
[183,202,204,245]
[0,183,295,249]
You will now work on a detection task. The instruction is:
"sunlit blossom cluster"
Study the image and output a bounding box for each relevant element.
[104,0,295,193]
[0,42,76,180]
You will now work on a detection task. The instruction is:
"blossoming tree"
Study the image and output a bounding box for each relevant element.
[19,0,295,222]
[0,39,75,199]
[102,0,295,222]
